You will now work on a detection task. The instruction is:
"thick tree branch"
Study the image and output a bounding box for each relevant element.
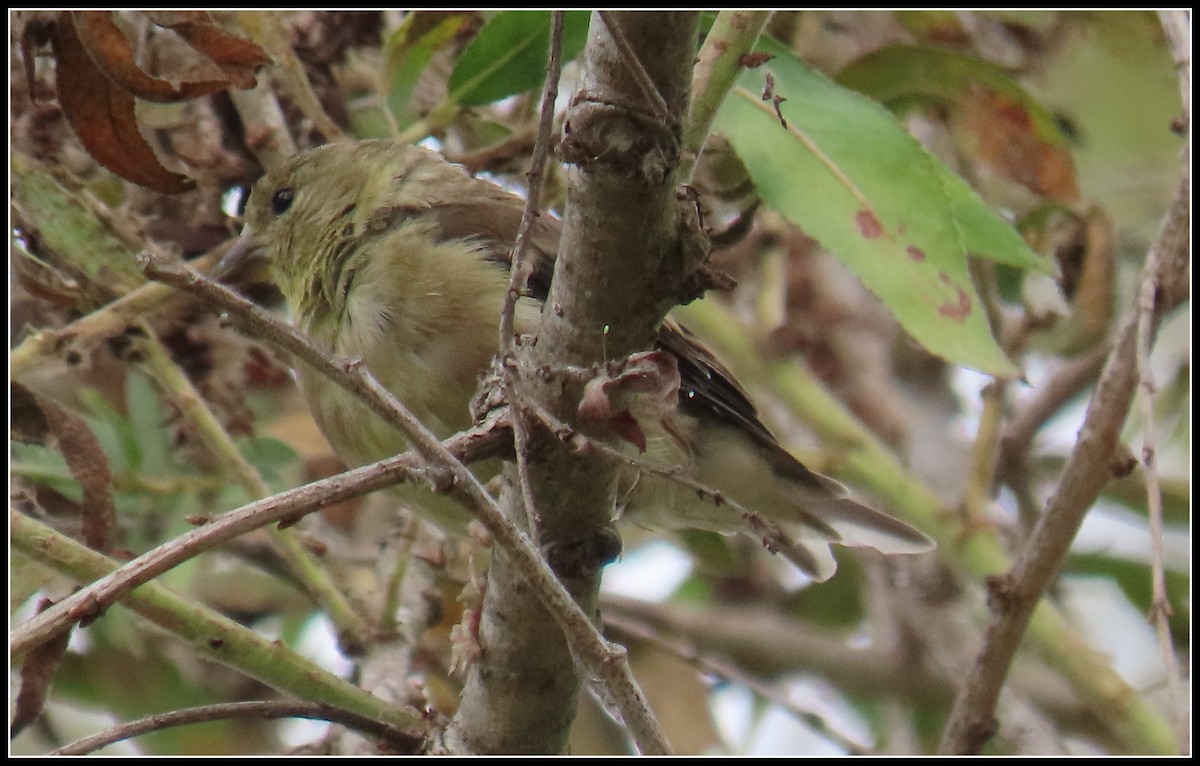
[446,11,702,755]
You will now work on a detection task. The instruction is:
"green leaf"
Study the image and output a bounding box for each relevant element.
[125,372,171,476]
[11,442,79,498]
[714,39,1048,376]
[835,44,1070,147]
[383,12,474,127]
[238,435,300,488]
[448,10,590,107]
[78,387,140,474]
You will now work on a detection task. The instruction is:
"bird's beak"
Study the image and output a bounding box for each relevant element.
[212,225,270,283]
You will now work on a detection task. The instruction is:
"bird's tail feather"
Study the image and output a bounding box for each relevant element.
[775,496,934,581]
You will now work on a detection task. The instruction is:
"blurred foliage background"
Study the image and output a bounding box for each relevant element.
[10,10,1189,755]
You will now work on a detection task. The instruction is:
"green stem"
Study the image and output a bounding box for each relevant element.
[10,511,415,732]
[682,11,772,181]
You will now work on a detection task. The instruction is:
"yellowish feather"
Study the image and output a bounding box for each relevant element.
[223,139,934,580]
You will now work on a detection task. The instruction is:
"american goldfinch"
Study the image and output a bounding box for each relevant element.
[220,139,933,581]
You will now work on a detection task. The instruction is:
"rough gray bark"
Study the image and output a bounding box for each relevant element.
[445,11,703,754]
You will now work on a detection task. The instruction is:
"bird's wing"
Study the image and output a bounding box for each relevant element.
[654,319,852,499]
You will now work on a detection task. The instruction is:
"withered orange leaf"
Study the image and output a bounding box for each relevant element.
[145,11,271,90]
[53,13,195,193]
[72,11,232,103]
[959,83,1080,202]
[837,45,1081,204]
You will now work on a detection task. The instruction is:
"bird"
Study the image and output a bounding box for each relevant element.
[218,139,934,581]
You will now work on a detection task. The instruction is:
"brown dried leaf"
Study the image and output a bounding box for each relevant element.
[11,381,51,444]
[11,598,75,738]
[71,11,231,103]
[12,382,116,552]
[958,82,1080,201]
[577,352,681,453]
[12,239,86,308]
[145,11,272,89]
[53,14,195,193]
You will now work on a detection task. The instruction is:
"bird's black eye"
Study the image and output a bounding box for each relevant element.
[271,188,295,216]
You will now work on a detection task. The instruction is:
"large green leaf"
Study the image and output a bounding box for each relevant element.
[448,10,591,107]
[383,12,474,128]
[714,39,1049,376]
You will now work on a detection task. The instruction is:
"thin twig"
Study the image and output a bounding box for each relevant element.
[1134,220,1186,749]
[51,700,420,756]
[449,122,550,175]
[963,380,1006,529]
[509,413,541,542]
[605,592,1106,739]
[996,344,1109,530]
[938,163,1191,757]
[681,297,1176,753]
[961,260,1013,533]
[10,512,420,733]
[9,236,238,383]
[604,611,871,754]
[359,519,447,723]
[10,262,196,379]
[233,11,341,150]
[499,10,564,358]
[1144,12,1190,752]
[10,429,503,657]
[999,345,1109,468]
[597,11,671,123]
[378,516,418,633]
[499,10,566,544]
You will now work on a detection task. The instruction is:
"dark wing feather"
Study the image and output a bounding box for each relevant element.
[655,320,849,497]
[654,319,775,446]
